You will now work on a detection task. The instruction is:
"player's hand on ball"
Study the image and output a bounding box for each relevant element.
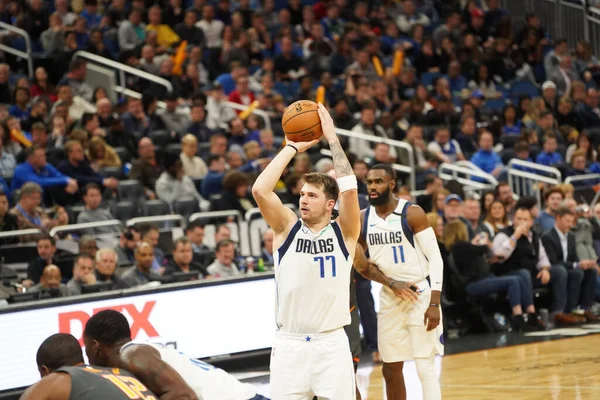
[389,280,419,302]
[424,305,441,331]
[317,103,336,142]
[286,139,319,153]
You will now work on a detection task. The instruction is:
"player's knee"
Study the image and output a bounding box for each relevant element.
[414,357,436,380]
[382,362,404,383]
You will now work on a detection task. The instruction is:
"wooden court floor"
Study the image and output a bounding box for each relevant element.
[358,335,600,400]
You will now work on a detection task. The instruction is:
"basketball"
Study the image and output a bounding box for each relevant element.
[282,100,323,143]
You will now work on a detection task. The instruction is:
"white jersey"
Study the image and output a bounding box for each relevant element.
[363,199,429,283]
[273,219,353,334]
[120,342,257,400]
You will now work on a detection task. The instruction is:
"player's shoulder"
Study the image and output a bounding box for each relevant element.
[23,372,72,400]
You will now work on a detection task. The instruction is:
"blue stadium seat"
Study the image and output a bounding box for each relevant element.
[483,99,507,113]
[510,81,539,100]
[420,72,442,88]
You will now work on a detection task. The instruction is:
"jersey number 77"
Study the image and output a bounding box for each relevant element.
[314,256,336,278]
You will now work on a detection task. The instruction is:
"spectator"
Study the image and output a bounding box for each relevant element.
[195,4,224,51]
[205,83,237,130]
[121,242,163,287]
[501,104,523,136]
[121,98,150,140]
[433,10,460,47]
[175,10,206,46]
[207,239,240,277]
[79,235,98,259]
[565,131,596,164]
[577,87,600,129]
[180,134,208,179]
[66,254,96,296]
[52,84,96,121]
[541,206,599,322]
[470,131,504,179]
[201,155,227,198]
[350,107,395,161]
[95,248,127,289]
[165,237,209,277]
[27,264,69,298]
[572,204,600,264]
[535,134,563,167]
[57,59,94,103]
[55,0,77,26]
[156,153,206,206]
[210,171,255,214]
[462,197,492,240]
[9,182,61,240]
[555,98,582,132]
[157,92,190,137]
[30,66,57,103]
[58,140,119,192]
[0,130,16,177]
[493,206,579,326]
[274,36,305,81]
[11,146,77,194]
[9,87,31,123]
[184,104,212,142]
[445,220,541,332]
[456,115,478,157]
[23,235,59,287]
[261,228,274,264]
[146,5,180,49]
[496,181,517,216]
[0,189,17,244]
[114,227,140,266]
[214,224,232,245]
[484,199,510,238]
[129,138,163,200]
[443,194,463,224]
[77,183,120,235]
[138,223,166,274]
[228,76,256,108]
[427,126,465,163]
[87,136,122,171]
[396,0,430,34]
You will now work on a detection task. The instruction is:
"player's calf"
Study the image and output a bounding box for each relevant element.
[382,362,406,400]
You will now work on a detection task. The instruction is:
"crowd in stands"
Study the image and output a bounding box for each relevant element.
[1,0,600,334]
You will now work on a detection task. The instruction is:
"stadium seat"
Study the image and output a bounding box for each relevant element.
[421,72,442,88]
[0,243,38,263]
[142,199,171,216]
[483,99,507,113]
[510,81,539,100]
[98,166,124,179]
[165,143,182,155]
[172,196,200,222]
[111,200,137,221]
[149,130,171,148]
[67,205,85,222]
[117,180,145,204]
[501,149,516,165]
[11,189,20,204]
[114,147,131,164]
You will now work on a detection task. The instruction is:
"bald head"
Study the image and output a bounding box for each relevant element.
[138,138,155,160]
[41,265,62,289]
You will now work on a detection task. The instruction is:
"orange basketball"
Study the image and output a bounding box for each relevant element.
[282,100,323,143]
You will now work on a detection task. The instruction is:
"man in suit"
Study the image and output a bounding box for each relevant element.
[541,206,599,322]
[577,87,600,129]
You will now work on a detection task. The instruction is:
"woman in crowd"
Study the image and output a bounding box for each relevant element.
[479,191,496,221]
[444,220,541,332]
[501,104,522,136]
[30,67,57,103]
[87,136,122,171]
[566,131,596,163]
[483,199,510,238]
[432,188,451,217]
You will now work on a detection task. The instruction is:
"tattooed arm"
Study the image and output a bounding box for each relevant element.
[119,344,198,400]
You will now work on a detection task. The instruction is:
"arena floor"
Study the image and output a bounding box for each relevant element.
[236,331,600,399]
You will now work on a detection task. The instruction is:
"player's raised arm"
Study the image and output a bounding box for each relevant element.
[120,344,198,400]
[252,139,317,234]
[317,103,360,241]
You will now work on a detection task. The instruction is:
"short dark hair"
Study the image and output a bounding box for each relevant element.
[223,171,249,191]
[514,140,529,153]
[544,186,565,202]
[174,236,191,250]
[74,253,94,268]
[186,220,205,233]
[215,239,235,252]
[556,206,575,218]
[303,172,339,202]
[83,183,101,196]
[284,173,303,191]
[81,113,96,126]
[69,59,87,72]
[36,333,84,370]
[515,196,537,210]
[424,174,437,187]
[37,234,56,246]
[370,163,396,180]
[514,206,532,217]
[207,154,223,167]
[139,223,159,238]
[83,310,131,345]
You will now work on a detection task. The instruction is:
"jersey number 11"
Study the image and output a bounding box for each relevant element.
[314,256,336,278]
[392,245,405,264]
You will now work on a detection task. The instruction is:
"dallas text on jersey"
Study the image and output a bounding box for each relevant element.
[295,238,335,255]
[368,231,403,246]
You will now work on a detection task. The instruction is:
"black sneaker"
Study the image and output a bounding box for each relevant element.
[513,315,536,332]
[527,313,547,331]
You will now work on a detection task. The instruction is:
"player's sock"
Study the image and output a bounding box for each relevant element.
[414,353,441,400]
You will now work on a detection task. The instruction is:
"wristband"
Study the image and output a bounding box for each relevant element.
[429,303,440,307]
[286,144,298,154]
[336,175,358,193]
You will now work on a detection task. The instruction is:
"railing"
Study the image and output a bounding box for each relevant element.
[126,215,185,228]
[438,162,498,191]
[222,101,272,131]
[49,220,122,237]
[0,22,33,79]
[0,228,40,240]
[72,51,173,102]
[507,159,562,208]
[564,174,600,186]
[189,210,247,254]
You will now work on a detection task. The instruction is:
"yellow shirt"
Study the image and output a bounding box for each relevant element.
[146,24,180,47]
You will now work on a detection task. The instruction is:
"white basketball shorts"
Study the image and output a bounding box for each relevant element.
[378,279,444,363]
[270,328,356,400]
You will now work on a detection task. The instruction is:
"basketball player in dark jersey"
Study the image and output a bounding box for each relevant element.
[21,333,197,400]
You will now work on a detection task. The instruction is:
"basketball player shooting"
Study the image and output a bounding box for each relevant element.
[252,103,361,399]
[361,165,444,400]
